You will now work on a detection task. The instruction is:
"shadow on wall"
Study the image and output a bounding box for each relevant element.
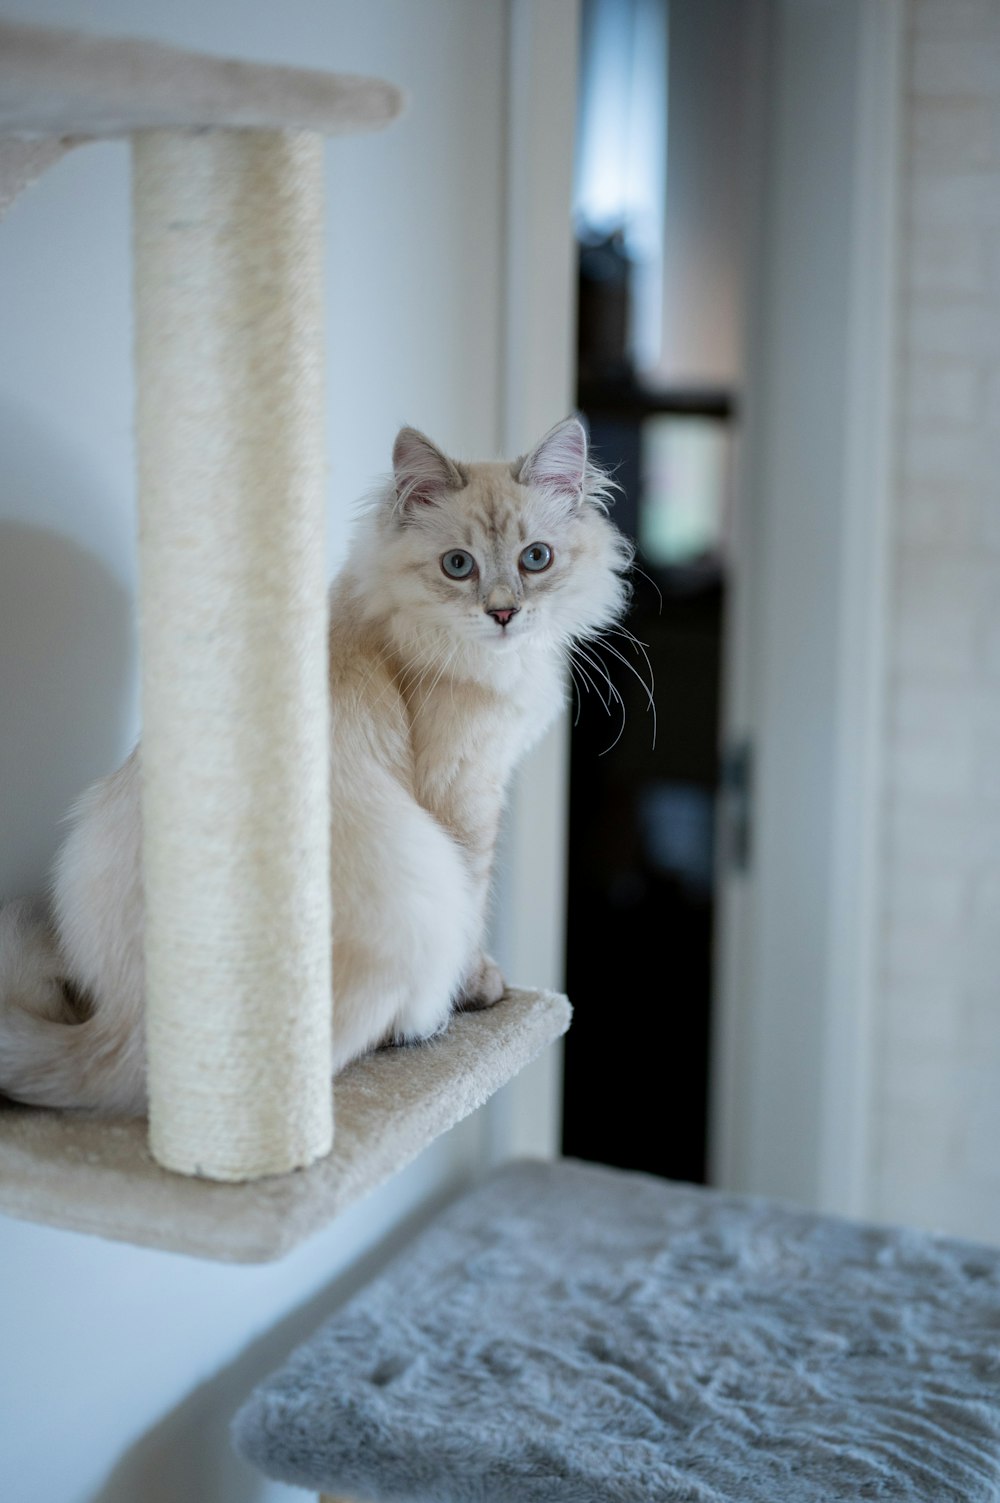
[87,1269,356,1503]
[86,1182,467,1503]
[0,416,134,901]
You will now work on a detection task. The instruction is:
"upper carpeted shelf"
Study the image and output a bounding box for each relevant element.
[0,19,404,219]
[0,20,404,138]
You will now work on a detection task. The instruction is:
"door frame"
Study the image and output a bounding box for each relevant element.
[485,0,582,1162]
[710,0,904,1217]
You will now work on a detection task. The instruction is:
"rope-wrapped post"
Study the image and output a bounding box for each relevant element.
[132,129,333,1181]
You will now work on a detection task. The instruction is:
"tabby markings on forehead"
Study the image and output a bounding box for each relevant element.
[472,490,524,544]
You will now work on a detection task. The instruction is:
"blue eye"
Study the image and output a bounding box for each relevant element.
[441,549,476,579]
[520,542,553,573]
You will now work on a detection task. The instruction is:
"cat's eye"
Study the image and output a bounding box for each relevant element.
[520,542,553,573]
[441,549,477,579]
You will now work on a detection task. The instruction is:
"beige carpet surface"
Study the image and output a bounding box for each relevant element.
[0,990,571,1263]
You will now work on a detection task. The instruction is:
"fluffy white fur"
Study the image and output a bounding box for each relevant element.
[0,417,631,1115]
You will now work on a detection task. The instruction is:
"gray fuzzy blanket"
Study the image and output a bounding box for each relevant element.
[232,1158,1000,1501]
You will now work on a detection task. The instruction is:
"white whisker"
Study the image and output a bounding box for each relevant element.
[570,642,629,755]
[606,626,657,714]
[587,632,656,750]
[568,649,607,709]
[572,645,617,714]
[568,664,583,725]
[630,563,664,613]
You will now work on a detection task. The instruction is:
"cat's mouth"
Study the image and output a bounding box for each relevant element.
[485,606,522,642]
[486,619,523,645]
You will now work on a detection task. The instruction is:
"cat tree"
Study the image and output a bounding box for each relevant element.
[0,21,570,1258]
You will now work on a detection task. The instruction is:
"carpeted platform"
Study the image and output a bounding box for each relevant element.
[232,1157,1000,1502]
[0,990,570,1261]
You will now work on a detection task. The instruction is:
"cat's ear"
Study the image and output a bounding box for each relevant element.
[514,416,588,504]
[392,427,464,511]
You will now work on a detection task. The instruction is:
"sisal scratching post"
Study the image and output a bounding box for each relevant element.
[133,129,332,1181]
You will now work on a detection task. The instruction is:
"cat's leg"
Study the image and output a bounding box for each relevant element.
[455,951,506,1011]
[0,750,147,1113]
[329,777,478,1071]
[453,851,507,1011]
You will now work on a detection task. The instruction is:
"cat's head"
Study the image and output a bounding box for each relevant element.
[357,416,632,671]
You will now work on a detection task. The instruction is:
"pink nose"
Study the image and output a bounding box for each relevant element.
[488,607,519,628]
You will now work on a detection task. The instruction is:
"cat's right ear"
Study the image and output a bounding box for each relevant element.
[392,427,465,514]
[513,415,589,505]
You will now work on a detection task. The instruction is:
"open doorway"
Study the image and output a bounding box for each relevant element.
[561,0,753,1184]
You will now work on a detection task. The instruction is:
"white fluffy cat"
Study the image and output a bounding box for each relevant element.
[0,416,631,1115]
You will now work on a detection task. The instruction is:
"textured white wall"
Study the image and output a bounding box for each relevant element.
[0,3,523,1499]
[872,0,1000,1243]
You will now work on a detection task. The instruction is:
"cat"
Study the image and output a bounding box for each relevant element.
[0,415,632,1115]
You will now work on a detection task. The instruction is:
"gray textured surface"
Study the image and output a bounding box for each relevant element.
[233,1157,1000,1502]
[0,990,570,1261]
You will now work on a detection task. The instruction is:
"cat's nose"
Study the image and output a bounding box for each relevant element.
[487,606,519,628]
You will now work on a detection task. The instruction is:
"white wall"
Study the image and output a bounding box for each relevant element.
[0,3,576,1498]
[870,0,1000,1245]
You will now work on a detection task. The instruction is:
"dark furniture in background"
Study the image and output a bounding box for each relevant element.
[562,238,735,1185]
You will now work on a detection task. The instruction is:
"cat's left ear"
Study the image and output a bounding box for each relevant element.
[392,426,465,513]
[514,415,588,505]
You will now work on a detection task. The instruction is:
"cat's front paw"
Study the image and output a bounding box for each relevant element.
[456,953,507,1012]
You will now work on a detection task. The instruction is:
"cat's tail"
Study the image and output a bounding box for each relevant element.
[0,899,145,1113]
